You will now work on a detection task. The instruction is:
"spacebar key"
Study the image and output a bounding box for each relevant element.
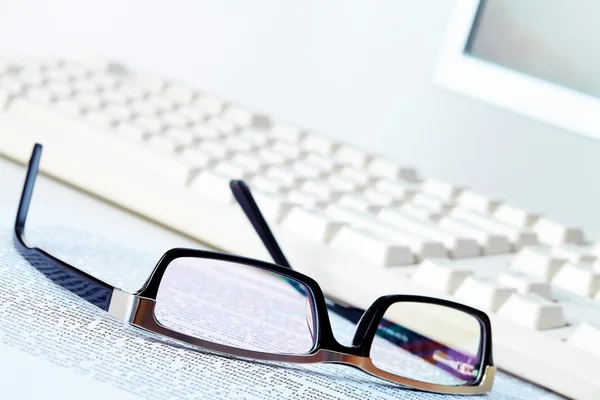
[0,98,193,185]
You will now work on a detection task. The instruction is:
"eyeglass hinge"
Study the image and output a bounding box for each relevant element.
[108,289,141,323]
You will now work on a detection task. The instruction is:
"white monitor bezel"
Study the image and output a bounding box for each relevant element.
[434,0,600,141]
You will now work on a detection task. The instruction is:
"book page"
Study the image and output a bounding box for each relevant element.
[0,227,564,399]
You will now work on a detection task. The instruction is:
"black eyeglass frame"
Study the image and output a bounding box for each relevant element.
[13,143,495,395]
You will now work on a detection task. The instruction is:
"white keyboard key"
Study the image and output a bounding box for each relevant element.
[26,87,57,104]
[196,140,233,159]
[552,245,597,264]
[86,110,116,128]
[64,64,90,80]
[222,105,270,129]
[131,100,160,117]
[192,125,221,140]
[119,84,148,101]
[115,123,146,141]
[437,217,511,255]
[55,99,84,116]
[456,190,502,213]
[326,175,360,193]
[412,193,454,213]
[301,134,339,155]
[498,293,566,330]
[367,158,419,182]
[256,148,289,167]
[0,89,13,110]
[532,217,586,245]
[162,111,192,129]
[251,191,294,223]
[338,167,375,186]
[147,135,178,154]
[281,208,344,243]
[398,203,444,222]
[179,148,214,169]
[72,79,102,94]
[566,323,600,357]
[133,74,166,93]
[46,82,73,98]
[165,128,195,147]
[303,153,341,173]
[286,190,328,209]
[178,106,207,124]
[338,193,383,213]
[454,276,516,311]
[333,145,372,167]
[497,271,553,300]
[293,162,326,180]
[552,263,600,297]
[194,94,224,115]
[422,178,464,201]
[104,104,133,121]
[450,208,538,249]
[148,95,178,112]
[213,160,256,180]
[270,123,305,143]
[324,205,447,260]
[133,116,164,135]
[230,154,266,175]
[373,180,419,199]
[20,70,47,86]
[86,59,127,75]
[45,68,71,82]
[493,204,540,228]
[362,188,404,208]
[94,75,120,91]
[510,246,567,282]
[207,118,236,135]
[164,84,196,104]
[223,136,256,153]
[0,75,28,94]
[237,129,272,148]
[301,181,343,201]
[329,226,414,266]
[377,208,479,258]
[249,175,292,195]
[411,259,472,293]
[265,166,306,187]
[189,171,234,203]
[270,141,305,160]
[74,92,104,109]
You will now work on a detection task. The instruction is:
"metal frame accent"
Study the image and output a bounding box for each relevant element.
[13,144,495,395]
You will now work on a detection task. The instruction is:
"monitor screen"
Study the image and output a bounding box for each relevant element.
[465,0,600,98]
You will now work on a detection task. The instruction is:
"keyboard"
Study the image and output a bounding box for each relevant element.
[0,56,598,400]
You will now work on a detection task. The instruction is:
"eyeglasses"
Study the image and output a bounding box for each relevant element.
[13,143,495,395]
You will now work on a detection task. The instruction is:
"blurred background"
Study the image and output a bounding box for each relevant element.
[2,0,599,236]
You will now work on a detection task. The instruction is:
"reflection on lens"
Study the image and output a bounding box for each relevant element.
[154,257,316,355]
[370,302,482,385]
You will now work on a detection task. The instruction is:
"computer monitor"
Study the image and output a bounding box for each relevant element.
[435,0,600,142]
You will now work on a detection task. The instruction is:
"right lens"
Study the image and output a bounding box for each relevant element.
[370,301,483,386]
[154,256,317,355]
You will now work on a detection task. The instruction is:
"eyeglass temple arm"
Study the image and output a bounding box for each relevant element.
[13,143,115,311]
[229,180,292,269]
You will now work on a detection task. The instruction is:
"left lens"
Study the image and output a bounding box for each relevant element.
[154,256,317,355]
[369,301,483,386]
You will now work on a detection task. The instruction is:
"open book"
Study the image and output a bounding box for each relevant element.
[0,227,563,399]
